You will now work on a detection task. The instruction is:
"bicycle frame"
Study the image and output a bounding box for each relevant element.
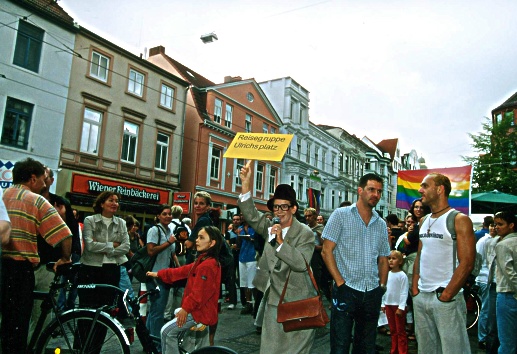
[31,263,162,354]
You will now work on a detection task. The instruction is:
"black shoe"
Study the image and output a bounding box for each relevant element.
[240,303,253,315]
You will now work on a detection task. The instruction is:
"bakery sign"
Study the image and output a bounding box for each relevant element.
[173,192,191,214]
[72,173,169,204]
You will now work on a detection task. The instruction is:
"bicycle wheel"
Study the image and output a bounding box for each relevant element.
[34,309,130,354]
[465,291,481,330]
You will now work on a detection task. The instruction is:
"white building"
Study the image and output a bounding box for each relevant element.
[259,77,369,218]
[0,0,76,190]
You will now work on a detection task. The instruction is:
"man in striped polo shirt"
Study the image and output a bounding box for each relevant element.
[1,158,72,353]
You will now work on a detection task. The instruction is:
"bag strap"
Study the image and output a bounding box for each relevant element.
[154,225,163,246]
[278,259,320,305]
[448,209,460,273]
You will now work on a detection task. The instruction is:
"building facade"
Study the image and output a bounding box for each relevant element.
[148,46,282,225]
[1,0,76,190]
[57,30,189,221]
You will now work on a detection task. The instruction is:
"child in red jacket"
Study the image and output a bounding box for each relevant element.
[147,226,222,354]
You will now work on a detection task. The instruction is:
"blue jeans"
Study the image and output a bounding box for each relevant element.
[476,281,489,343]
[330,283,383,354]
[119,266,134,299]
[485,283,499,354]
[146,279,171,346]
[496,292,517,354]
[57,253,81,311]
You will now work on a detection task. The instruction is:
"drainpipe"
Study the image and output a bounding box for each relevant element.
[177,84,190,187]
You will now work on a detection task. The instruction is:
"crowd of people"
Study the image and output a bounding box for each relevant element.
[1,157,516,354]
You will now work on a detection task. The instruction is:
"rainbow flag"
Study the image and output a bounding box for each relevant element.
[396,166,472,214]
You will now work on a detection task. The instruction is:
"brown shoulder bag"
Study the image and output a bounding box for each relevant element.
[277,259,330,332]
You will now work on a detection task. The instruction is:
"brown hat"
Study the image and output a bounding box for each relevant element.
[267,184,298,211]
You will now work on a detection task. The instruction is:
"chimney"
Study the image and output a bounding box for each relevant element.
[149,46,166,57]
[224,76,242,83]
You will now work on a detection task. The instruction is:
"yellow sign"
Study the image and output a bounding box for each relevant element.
[223,133,294,161]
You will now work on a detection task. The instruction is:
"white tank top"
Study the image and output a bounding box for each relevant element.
[418,209,457,292]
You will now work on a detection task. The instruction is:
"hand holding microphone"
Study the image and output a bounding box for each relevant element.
[270,216,281,247]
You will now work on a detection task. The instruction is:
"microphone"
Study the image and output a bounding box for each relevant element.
[270,217,281,247]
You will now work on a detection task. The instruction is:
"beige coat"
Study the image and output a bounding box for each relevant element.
[238,197,317,354]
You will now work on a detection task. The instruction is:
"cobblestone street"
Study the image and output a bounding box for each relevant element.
[128,293,484,354]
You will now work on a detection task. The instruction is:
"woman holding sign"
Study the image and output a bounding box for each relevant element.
[237,160,317,354]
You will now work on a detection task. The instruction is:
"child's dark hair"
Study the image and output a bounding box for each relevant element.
[200,226,223,261]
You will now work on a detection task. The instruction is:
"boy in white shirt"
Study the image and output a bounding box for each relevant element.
[382,250,409,354]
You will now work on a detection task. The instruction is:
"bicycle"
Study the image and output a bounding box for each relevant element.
[29,262,158,353]
[31,263,237,354]
[464,284,482,330]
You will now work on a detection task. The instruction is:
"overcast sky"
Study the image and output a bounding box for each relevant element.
[59,0,517,169]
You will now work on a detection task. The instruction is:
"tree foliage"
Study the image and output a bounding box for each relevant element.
[464,115,517,194]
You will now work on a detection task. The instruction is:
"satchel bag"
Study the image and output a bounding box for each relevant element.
[277,260,330,332]
[131,226,162,283]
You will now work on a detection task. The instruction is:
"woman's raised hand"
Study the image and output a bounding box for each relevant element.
[240,160,253,194]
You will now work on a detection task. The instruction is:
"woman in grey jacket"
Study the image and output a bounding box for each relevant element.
[78,191,130,308]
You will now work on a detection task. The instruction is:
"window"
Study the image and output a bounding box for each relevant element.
[160,84,175,109]
[1,97,33,150]
[121,121,138,163]
[321,187,325,209]
[290,100,296,120]
[269,168,277,194]
[315,148,319,168]
[256,164,264,191]
[90,50,110,82]
[210,147,221,179]
[270,127,276,134]
[225,104,232,128]
[247,92,254,102]
[263,123,268,134]
[322,151,326,172]
[80,107,102,154]
[306,142,311,163]
[297,140,302,159]
[128,68,145,97]
[214,98,222,124]
[245,114,252,133]
[298,176,304,200]
[331,190,336,209]
[505,111,515,126]
[235,159,245,185]
[13,20,43,72]
[339,153,343,172]
[155,132,169,170]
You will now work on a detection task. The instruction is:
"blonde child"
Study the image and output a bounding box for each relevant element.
[381,250,409,354]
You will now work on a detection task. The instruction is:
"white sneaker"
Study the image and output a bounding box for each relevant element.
[227,304,235,310]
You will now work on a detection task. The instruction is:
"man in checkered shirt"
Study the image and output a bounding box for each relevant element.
[322,173,390,354]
